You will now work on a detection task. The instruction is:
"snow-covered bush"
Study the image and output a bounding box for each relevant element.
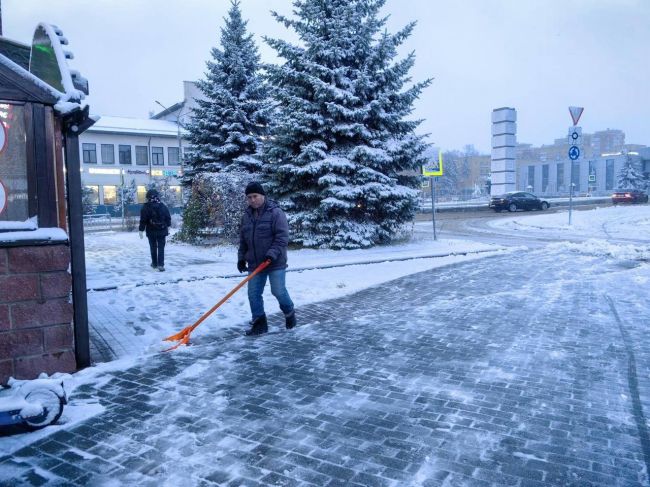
[175,172,255,244]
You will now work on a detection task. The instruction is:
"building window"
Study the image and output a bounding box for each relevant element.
[542,164,549,193]
[169,185,182,204]
[119,145,132,165]
[571,160,580,193]
[0,103,29,222]
[151,147,164,166]
[168,147,180,166]
[606,159,615,190]
[137,185,147,204]
[84,185,99,205]
[588,160,597,192]
[135,146,149,166]
[103,185,117,205]
[527,166,535,191]
[82,143,97,164]
[556,163,564,192]
[101,144,115,164]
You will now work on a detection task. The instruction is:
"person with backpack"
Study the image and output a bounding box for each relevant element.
[238,182,296,335]
[139,189,171,272]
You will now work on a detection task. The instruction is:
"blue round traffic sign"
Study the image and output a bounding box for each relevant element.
[568,145,580,161]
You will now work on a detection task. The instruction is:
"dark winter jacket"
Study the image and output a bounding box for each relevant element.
[139,201,171,237]
[238,199,289,272]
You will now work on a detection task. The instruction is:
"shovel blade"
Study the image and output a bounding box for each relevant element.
[162,333,190,352]
[164,326,192,342]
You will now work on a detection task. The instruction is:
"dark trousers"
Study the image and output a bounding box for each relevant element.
[147,235,166,267]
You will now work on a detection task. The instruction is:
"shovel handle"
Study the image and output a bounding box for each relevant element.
[163,259,271,344]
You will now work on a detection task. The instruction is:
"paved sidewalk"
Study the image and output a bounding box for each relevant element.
[2,249,649,486]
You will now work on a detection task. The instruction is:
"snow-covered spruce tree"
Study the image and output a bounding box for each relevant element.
[264,0,431,249]
[184,0,271,182]
[616,153,644,190]
[116,178,137,209]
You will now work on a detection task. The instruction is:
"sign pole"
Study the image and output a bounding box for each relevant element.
[567,107,584,226]
[422,150,443,242]
[431,177,437,241]
[568,176,573,225]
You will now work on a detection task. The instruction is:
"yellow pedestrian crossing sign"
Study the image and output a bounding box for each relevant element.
[422,151,443,176]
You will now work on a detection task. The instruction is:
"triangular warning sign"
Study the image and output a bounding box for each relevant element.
[569,106,584,126]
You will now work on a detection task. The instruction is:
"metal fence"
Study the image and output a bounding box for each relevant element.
[82,213,113,232]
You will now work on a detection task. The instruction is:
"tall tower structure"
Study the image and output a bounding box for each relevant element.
[491,107,517,195]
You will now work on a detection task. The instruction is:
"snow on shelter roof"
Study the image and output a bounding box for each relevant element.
[88,116,188,137]
[0,23,89,113]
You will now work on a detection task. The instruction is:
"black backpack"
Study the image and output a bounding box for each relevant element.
[149,204,166,230]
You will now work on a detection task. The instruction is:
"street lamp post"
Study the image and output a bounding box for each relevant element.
[155,100,186,204]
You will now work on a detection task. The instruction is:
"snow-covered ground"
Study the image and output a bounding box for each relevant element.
[85,230,507,357]
[488,203,650,241]
[3,205,648,461]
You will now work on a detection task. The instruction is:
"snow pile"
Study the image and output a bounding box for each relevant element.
[548,239,650,261]
[0,216,38,231]
[489,204,650,240]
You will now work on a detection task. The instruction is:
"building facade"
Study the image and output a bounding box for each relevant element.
[78,116,187,212]
[516,129,649,196]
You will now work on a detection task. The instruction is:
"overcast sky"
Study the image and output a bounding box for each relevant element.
[5,0,649,153]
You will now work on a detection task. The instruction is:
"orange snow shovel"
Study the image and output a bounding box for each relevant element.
[162,259,271,352]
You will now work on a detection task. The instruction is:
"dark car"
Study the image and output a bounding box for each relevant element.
[611,189,648,205]
[489,192,550,212]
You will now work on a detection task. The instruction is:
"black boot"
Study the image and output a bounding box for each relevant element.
[245,314,268,336]
[285,310,297,330]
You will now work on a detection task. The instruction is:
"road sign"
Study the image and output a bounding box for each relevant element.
[568,145,580,161]
[569,106,584,126]
[0,121,6,154]
[0,179,7,216]
[422,151,443,176]
[567,126,582,146]
[588,174,596,182]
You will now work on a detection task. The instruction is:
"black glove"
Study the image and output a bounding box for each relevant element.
[237,260,247,273]
[264,254,274,264]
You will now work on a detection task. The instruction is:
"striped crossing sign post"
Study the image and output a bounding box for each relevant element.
[422,151,444,241]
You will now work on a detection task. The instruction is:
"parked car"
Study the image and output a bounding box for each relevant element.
[489,192,550,212]
[611,189,648,205]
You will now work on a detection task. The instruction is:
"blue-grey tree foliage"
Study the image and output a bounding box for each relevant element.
[617,153,644,190]
[179,0,271,243]
[185,0,271,182]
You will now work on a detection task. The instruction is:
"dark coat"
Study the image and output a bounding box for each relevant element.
[238,199,289,271]
[139,201,171,237]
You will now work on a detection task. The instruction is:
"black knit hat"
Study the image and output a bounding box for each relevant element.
[245,182,265,196]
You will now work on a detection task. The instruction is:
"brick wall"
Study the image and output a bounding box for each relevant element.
[0,244,76,384]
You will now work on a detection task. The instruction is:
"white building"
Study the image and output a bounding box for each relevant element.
[151,80,204,126]
[78,116,188,210]
[517,151,649,196]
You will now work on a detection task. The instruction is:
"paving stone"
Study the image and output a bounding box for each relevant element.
[4,252,650,485]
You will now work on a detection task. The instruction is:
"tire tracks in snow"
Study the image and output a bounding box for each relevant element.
[606,294,650,476]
